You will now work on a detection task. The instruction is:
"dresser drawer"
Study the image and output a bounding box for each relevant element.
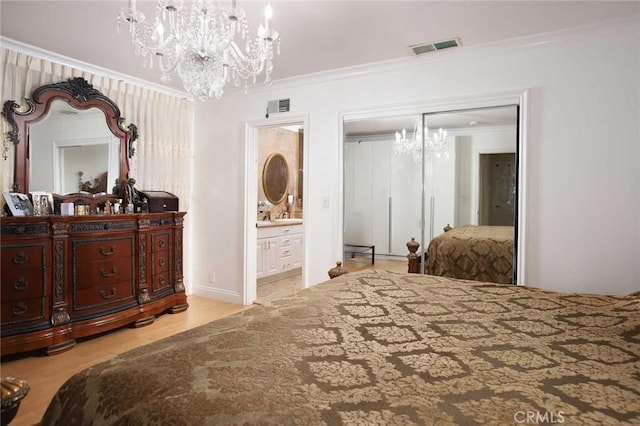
[279,235,292,248]
[73,238,134,264]
[73,281,136,312]
[279,226,294,236]
[74,257,134,289]
[1,244,47,269]
[151,250,170,275]
[151,232,171,252]
[151,272,172,293]
[2,268,46,301]
[1,298,47,327]
[280,246,293,259]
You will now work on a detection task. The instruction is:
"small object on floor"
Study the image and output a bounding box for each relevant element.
[328,261,348,279]
[1,377,30,426]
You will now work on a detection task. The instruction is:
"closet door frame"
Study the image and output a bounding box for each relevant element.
[339,89,529,283]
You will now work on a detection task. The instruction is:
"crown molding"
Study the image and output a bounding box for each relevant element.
[0,36,191,100]
[252,16,640,95]
[2,15,636,102]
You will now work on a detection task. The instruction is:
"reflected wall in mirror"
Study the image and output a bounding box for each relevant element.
[343,105,519,282]
[29,100,120,194]
[2,77,136,198]
[262,153,289,204]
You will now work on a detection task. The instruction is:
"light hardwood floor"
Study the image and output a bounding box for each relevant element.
[1,297,249,426]
[343,256,407,274]
[1,256,407,426]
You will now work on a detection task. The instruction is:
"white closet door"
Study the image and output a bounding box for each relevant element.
[371,140,391,254]
[430,136,457,237]
[344,141,374,246]
[389,146,422,256]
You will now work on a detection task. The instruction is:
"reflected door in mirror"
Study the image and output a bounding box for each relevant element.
[29,100,120,194]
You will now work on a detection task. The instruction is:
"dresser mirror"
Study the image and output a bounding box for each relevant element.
[262,152,289,204]
[2,77,137,198]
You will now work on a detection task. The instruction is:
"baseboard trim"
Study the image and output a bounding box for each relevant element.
[191,285,242,304]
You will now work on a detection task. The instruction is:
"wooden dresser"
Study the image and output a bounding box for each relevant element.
[0,212,188,356]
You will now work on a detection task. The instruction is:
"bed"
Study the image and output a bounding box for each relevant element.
[42,270,639,425]
[410,225,514,284]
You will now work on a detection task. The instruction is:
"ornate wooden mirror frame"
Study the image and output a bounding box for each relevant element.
[2,77,137,200]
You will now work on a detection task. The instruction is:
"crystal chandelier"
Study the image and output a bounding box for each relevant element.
[118,0,280,100]
[394,119,449,162]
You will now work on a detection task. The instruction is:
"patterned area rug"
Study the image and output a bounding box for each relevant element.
[43,270,640,425]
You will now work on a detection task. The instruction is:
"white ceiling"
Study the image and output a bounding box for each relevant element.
[1,0,638,96]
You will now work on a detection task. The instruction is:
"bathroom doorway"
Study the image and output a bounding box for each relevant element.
[255,125,304,303]
[243,115,309,305]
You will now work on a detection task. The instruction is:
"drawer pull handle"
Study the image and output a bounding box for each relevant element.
[99,267,117,278]
[13,278,28,291]
[159,275,166,285]
[159,240,166,248]
[99,245,116,256]
[99,287,117,299]
[12,302,27,316]
[159,257,166,267]
[12,252,28,265]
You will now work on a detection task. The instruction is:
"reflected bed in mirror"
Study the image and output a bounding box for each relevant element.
[2,77,137,201]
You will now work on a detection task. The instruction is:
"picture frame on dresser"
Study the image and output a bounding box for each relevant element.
[2,192,33,216]
[30,192,53,216]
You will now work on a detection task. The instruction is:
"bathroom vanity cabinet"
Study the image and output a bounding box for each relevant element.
[256,221,303,283]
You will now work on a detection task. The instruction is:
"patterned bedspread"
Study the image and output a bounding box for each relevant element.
[426,225,514,284]
[43,270,639,425]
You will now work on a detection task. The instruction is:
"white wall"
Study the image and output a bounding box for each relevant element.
[191,18,639,299]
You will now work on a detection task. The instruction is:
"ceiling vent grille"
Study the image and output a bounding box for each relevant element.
[410,38,461,56]
[267,98,290,115]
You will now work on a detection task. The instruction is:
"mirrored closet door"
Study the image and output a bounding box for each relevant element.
[343,104,519,281]
[344,115,423,258]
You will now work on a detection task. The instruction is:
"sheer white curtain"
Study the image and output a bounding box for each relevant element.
[0,47,193,210]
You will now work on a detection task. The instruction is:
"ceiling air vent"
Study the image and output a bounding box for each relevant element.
[410,38,461,56]
[267,98,290,115]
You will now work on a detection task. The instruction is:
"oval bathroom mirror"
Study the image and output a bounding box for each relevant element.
[262,153,289,204]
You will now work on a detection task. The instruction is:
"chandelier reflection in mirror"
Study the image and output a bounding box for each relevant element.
[118,0,280,100]
[394,119,449,162]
